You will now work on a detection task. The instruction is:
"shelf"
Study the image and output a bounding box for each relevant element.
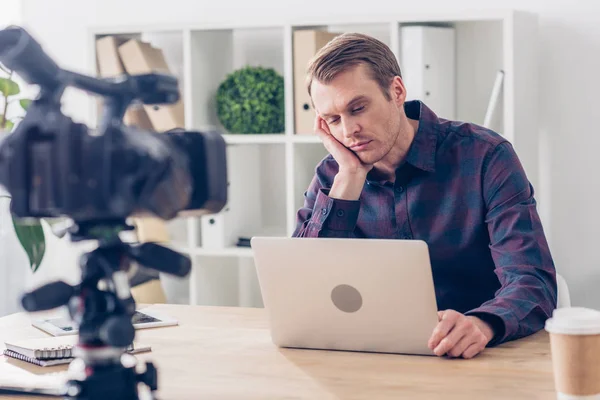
[222,134,286,144]
[86,11,538,308]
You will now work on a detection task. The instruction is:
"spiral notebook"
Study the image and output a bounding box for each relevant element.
[3,336,151,367]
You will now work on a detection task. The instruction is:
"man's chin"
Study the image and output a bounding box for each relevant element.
[357,152,379,165]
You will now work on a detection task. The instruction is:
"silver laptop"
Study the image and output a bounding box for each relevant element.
[251,237,439,356]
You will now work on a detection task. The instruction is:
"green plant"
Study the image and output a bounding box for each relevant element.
[0,63,45,272]
[216,66,284,134]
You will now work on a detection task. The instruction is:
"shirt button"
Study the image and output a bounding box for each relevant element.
[395,186,404,193]
[336,209,345,217]
[321,208,327,215]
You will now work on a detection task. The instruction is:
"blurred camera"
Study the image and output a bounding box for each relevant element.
[0,26,227,226]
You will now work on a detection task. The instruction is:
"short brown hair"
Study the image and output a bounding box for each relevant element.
[306,33,402,101]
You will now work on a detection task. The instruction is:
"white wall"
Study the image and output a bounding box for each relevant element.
[0,0,21,27]
[16,0,600,307]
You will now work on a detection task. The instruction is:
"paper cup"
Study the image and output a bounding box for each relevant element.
[546,307,600,399]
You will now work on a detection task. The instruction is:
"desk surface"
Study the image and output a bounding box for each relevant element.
[0,304,556,399]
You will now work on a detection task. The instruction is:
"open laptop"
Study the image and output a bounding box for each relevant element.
[250,237,439,356]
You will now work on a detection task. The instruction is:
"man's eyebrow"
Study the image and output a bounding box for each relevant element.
[320,95,368,118]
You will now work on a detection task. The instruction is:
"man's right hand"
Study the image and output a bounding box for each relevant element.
[314,116,372,201]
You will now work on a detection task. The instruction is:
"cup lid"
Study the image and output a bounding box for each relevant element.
[545,307,600,335]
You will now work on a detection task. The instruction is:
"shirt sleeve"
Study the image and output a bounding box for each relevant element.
[292,171,361,238]
[465,141,557,346]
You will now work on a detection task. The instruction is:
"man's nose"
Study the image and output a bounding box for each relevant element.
[341,118,359,139]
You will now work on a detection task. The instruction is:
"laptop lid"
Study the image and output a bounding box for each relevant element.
[251,237,438,355]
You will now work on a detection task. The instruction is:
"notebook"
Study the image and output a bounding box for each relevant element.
[3,336,151,367]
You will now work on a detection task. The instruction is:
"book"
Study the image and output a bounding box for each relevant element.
[3,336,151,367]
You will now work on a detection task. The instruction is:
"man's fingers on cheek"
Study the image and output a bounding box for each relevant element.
[314,116,321,131]
[319,119,330,134]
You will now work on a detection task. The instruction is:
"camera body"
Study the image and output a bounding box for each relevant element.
[0,105,227,222]
[0,26,227,224]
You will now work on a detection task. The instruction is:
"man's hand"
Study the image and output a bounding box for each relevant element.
[428,310,495,359]
[314,116,372,201]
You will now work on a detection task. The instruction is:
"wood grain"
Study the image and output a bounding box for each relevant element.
[0,304,557,399]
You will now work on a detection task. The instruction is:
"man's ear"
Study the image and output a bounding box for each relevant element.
[389,76,406,107]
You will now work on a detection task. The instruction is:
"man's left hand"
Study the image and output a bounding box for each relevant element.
[427,310,494,359]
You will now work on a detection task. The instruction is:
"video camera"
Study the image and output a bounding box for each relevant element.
[0,27,226,223]
[0,26,228,400]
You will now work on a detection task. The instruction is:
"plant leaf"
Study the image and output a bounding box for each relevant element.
[19,99,32,111]
[0,115,14,131]
[12,218,46,272]
[0,77,20,97]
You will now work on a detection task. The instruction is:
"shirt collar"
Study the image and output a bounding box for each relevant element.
[403,100,439,173]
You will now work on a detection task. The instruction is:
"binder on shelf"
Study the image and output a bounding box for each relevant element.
[293,30,340,135]
[401,26,456,120]
[118,39,185,132]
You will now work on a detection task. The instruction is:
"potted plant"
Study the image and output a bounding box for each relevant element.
[216,66,285,134]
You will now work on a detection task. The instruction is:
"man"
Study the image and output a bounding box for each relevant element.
[293,33,557,359]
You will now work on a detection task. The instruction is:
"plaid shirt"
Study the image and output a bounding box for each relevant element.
[293,100,557,346]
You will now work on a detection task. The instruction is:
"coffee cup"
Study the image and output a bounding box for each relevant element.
[545,307,600,399]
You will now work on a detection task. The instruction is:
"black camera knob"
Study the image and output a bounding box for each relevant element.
[138,362,158,391]
[99,315,135,348]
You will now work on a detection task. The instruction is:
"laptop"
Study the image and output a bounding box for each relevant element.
[250,237,439,356]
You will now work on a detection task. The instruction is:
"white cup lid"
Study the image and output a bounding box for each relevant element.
[545,307,600,335]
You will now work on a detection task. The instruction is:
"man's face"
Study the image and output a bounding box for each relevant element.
[311,64,403,165]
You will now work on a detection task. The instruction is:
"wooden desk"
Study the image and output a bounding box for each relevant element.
[0,304,556,399]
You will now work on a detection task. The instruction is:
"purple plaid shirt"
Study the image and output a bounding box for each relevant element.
[293,100,557,346]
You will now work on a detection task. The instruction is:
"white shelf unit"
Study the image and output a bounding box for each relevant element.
[90,10,537,307]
